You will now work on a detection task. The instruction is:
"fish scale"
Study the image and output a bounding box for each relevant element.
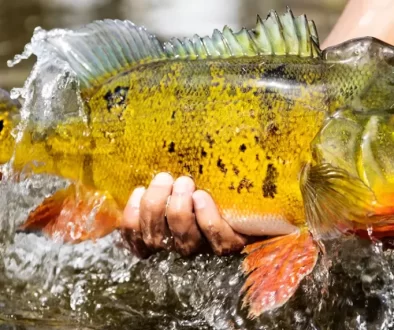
[3,8,394,318]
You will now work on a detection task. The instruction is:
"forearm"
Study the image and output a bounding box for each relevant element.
[323,0,394,48]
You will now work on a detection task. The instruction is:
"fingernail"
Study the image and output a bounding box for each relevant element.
[173,176,194,194]
[151,172,173,186]
[193,191,206,209]
[129,187,145,208]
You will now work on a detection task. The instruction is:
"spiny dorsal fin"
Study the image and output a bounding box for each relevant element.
[163,7,320,59]
[28,8,321,89]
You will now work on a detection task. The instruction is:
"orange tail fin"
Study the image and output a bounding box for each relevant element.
[241,229,319,318]
[19,183,123,243]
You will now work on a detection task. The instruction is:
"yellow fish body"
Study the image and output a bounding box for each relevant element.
[3,9,394,317]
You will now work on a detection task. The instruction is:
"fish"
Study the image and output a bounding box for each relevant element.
[2,7,394,318]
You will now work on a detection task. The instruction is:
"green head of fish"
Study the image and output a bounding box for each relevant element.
[0,89,20,165]
[324,37,394,112]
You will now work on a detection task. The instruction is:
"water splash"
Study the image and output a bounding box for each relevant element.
[1,178,394,330]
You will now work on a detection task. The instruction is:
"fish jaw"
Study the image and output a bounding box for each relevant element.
[222,210,299,236]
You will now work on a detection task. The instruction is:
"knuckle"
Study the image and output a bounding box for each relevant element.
[142,235,155,249]
[151,172,174,187]
[167,207,191,223]
[212,239,244,256]
[174,238,198,256]
[141,196,165,215]
[121,229,151,259]
[142,228,167,250]
[173,176,195,190]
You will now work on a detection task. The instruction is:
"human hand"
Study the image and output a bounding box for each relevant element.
[323,0,394,48]
[121,173,247,258]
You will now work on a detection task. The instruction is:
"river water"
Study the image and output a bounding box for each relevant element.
[4,1,393,330]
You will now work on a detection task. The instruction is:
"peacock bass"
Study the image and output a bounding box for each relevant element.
[2,8,394,318]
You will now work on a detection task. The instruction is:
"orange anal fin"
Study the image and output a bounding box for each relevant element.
[241,230,319,319]
[19,183,123,243]
[355,224,394,240]
[20,188,69,233]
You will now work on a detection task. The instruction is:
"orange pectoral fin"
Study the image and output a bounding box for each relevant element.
[241,229,319,319]
[19,183,123,243]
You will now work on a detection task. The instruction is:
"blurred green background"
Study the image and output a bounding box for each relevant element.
[0,0,346,90]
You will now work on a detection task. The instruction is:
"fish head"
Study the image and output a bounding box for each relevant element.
[0,89,20,164]
[324,37,394,111]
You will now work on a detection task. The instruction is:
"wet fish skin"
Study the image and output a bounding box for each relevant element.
[11,41,394,234]
[3,10,394,317]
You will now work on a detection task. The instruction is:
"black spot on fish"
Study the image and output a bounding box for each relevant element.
[163,140,167,148]
[262,164,278,198]
[0,120,3,133]
[266,155,272,160]
[229,183,235,190]
[212,81,220,87]
[199,164,203,174]
[241,86,252,93]
[256,154,260,161]
[201,148,207,158]
[168,142,175,153]
[262,64,286,78]
[254,136,260,144]
[104,86,129,115]
[265,87,276,94]
[183,164,192,173]
[206,134,215,148]
[263,64,299,83]
[267,123,279,135]
[233,165,240,176]
[217,158,227,174]
[171,111,176,119]
[237,177,254,194]
[239,144,247,152]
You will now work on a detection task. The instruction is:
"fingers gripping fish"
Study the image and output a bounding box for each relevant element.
[2,8,394,318]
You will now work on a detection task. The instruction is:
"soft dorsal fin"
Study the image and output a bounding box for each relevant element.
[27,7,321,89]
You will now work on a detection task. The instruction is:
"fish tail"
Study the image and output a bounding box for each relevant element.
[241,228,319,318]
[19,183,123,243]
